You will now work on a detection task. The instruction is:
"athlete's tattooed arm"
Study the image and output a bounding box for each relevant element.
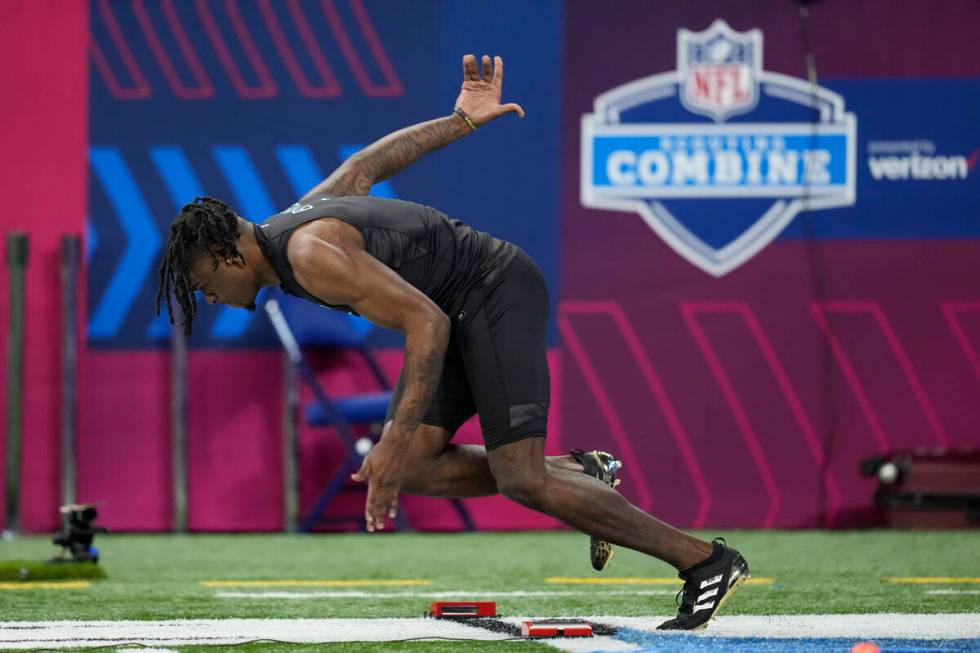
[301,116,470,199]
[288,220,449,531]
[301,54,523,200]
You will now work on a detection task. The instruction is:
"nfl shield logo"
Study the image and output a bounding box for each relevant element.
[580,17,857,277]
[678,19,761,122]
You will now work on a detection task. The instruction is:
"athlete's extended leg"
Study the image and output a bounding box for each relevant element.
[487,436,750,630]
[488,436,711,570]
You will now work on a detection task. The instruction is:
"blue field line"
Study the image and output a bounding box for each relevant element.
[210,146,278,339]
[607,629,980,653]
[88,147,161,339]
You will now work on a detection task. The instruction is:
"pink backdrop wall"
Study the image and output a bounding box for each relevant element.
[3,0,978,533]
[0,0,88,532]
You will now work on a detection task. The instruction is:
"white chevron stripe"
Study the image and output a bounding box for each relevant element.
[692,600,716,613]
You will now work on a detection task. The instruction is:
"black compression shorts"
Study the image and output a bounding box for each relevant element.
[386,247,550,450]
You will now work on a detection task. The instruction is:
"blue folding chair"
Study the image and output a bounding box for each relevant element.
[265,293,475,532]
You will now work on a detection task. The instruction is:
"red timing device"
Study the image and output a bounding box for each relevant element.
[521,620,594,638]
[428,601,497,618]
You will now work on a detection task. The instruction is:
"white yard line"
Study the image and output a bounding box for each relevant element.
[0,618,511,650]
[0,614,977,650]
[925,589,980,595]
[214,589,676,599]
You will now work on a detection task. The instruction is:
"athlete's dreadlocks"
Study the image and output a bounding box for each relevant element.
[156,196,243,337]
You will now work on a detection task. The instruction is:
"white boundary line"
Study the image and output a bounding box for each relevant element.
[0,618,510,650]
[1,614,978,650]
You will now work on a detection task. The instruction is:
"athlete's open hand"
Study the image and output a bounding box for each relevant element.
[455,54,525,126]
[351,436,408,532]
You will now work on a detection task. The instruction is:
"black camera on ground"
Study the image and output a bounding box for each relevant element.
[49,504,108,564]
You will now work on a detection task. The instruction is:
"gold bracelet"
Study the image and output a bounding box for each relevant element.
[454,106,478,131]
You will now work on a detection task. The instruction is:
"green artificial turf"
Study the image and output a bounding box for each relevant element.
[0,559,107,581]
[1,530,978,624]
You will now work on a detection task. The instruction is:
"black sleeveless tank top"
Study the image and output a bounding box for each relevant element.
[254,195,518,317]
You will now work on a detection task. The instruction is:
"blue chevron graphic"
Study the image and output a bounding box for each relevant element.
[147,146,208,339]
[210,146,278,339]
[88,147,162,339]
[86,218,98,262]
[276,145,323,196]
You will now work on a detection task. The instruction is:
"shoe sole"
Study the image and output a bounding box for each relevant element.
[691,558,750,631]
[591,538,613,571]
[588,469,620,571]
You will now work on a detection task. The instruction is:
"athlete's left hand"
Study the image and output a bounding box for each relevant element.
[351,435,408,532]
[455,54,525,126]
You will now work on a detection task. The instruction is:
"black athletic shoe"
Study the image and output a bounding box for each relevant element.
[656,538,750,631]
[570,449,622,571]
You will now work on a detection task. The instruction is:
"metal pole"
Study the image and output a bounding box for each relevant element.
[5,232,28,534]
[170,306,188,533]
[282,349,298,532]
[60,235,81,507]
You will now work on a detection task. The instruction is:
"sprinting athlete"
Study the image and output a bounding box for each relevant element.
[155,54,749,630]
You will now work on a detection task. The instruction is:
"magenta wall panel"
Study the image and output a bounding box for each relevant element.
[0,0,89,531]
[558,242,980,527]
[77,352,171,531]
[187,351,284,531]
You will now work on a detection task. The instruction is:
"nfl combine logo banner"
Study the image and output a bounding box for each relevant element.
[581,19,857,276]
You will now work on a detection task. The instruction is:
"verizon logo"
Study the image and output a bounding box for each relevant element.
[868,151,978,181]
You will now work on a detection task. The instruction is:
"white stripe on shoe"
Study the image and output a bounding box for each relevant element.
[700,574,723,589]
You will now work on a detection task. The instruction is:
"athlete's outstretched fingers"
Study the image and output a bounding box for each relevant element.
[502,102,525,118]
[366,483,384,531]
[482,54,492,81]
[493,55,504,87]
[463,54,479,81]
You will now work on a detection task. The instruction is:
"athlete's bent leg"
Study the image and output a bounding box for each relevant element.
[394,422,595,498]
[487,436,713,571]
[397,423,498,497]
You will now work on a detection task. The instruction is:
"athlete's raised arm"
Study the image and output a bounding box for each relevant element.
[300,54,524,200]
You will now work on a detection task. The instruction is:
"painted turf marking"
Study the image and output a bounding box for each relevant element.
[925,589,980,595]
[602,614,980,639]
[1,615,978,651]
[0,618,512,649]
[200,579,431,588]
[888,576,980,584]
[0,581,90,590]
[215,589,678,599]
[545,576,773,585]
